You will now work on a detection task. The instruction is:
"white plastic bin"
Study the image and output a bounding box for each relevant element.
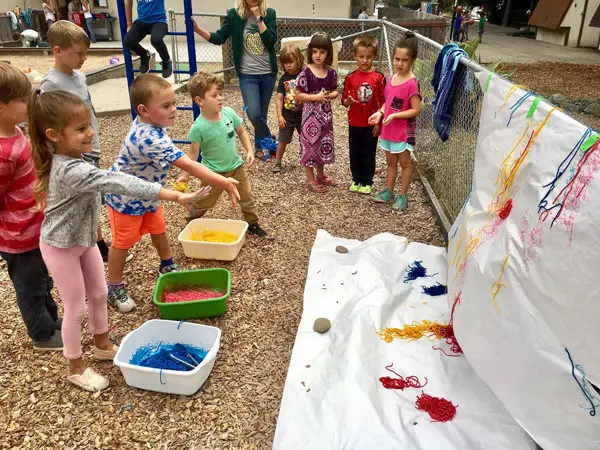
[178,218,248,261]
[114,319,221,395]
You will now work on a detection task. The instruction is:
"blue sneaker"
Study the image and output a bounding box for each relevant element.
[374,188,395,203]
[392,194,408,210]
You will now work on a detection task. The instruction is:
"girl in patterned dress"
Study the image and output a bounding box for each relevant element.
[295,33,339,193]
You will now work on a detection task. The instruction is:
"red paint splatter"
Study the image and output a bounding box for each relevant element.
[379,364,428,390]
[415,392,458,422]
[163,289,224,303]
[498,198,513,220]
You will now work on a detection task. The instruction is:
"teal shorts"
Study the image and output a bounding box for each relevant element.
[380,139,414,153]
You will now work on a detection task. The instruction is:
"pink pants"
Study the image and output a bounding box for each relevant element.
[40,243,109,360]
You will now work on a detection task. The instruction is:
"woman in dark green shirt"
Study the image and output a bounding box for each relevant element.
[193,0,278,158]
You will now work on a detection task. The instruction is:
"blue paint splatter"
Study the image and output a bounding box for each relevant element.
[538,129,592,227]
[565,347,599,416]
[404,260,438,283]
[130,341,208,371]
[421,282,448,297]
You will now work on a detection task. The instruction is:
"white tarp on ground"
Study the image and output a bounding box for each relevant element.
[448,74,600,450]
[273,230,535,450]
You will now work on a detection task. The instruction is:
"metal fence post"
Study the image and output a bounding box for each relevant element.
[183,0,199,119]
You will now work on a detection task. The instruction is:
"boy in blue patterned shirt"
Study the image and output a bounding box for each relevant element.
[105,74,240,312]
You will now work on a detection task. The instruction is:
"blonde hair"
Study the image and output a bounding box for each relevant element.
[130,74,172,112]
[28,89,88,207]
[0,62,31,104]
[279,44,304,70]
[236,0,267,19]
[48,20,90,49]
[353,35,379,57]
[188,71,224,99]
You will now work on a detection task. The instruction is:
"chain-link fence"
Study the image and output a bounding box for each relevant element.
[163,11,491,223]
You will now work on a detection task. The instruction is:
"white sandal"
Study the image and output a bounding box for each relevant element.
[67,368,109,392]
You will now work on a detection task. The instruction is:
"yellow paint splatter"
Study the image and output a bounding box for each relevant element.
[490,256,510,314]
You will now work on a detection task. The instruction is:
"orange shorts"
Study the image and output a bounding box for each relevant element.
[107,205,166,250]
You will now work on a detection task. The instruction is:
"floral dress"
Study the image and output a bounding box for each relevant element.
[296,66,338,167]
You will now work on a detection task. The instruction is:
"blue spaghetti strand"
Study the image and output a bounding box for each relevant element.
[130,342,208,372]
[404,260,438,283]
[177,320,185,330]
[421,282,448,297]
[506,93,533,127]
[565,347,598,416]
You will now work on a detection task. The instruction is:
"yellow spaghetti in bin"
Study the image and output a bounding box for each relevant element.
[189,228,239,243]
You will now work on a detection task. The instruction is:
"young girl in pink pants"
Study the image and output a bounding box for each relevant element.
[29,89,207,392]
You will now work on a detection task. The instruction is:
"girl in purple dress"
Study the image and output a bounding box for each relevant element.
[295,33,339,193]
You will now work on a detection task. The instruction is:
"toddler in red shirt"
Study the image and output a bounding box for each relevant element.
[341,35,385,194]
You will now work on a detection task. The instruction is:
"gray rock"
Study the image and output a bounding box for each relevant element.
[549,93,567,106]
[584,101,600,118]
[313,318,331,333]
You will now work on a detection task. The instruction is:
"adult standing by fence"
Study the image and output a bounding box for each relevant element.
[42,1,56,27]
[192,0,278,158]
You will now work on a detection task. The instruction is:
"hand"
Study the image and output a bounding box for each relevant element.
[191,17,201,34]
[278,115,286,129]
[368,110,383,126]
[346,95,359,106]
[246,151,255,167]
[223,177,241,207]
[176,186,212,209]
[373,124,381,137]
[315,89,328,103]
[382,113,397,126]
[250,6,261,19]
[323,90,331,102]
[126,23,132,32]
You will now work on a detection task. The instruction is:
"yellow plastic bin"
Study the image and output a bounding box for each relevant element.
[178,218,248,261]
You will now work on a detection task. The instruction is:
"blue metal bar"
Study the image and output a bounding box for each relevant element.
[116,0,135,119]
[183,0,199,119]
[132,69,193,74]
[176,106,194,111]
[166,31,186,36]
[172,140,191,145]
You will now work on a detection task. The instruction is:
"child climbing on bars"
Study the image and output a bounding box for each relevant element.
[342,34,385,195]
[273,44,304,173]
[368,31,422,211]
[177,71,267,238]
[124,0,172,78]
[29,89,205,391]
[105,75,241,313]
[295,33,339,193]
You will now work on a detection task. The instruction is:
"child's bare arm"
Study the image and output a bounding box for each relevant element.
[276,93,286,129]
[177,142,201,182]
[124,0,133,29]
[382,96,422,125]
[329,90,339,100]
[296,91,327,103]
[235,125,255,167]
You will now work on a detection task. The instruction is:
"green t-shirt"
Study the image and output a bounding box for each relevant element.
[187,106,244,173]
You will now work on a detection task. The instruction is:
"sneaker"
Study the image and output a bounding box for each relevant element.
[158,262,181,276]
[161,60,173,78]
[33,329,63,351]
[392,194,408,211]
[108,286,136,313]
[349,182,361,193]
[272,160,282,173]
[102,251,133,265]
[248,223,267,237]
[374,188,395,203]
[358,184,373,195]
[139,50,151,74]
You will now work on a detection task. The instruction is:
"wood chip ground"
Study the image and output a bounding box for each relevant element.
[0,89,445,449]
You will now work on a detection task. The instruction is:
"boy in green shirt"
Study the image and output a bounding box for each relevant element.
[178,71,267,237]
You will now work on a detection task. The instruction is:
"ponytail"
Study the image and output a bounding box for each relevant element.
[395,30,418,60]
[27,89,88,208]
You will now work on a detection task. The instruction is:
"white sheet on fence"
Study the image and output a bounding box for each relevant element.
[448,73,600,450]
[273,230,535,450]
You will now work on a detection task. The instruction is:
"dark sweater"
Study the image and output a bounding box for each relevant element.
[209,8,278,76]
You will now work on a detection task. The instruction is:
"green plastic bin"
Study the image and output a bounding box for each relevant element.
[153,268,231,320]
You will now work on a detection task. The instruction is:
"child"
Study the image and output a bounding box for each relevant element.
[13,29,42,47]
[273,45,304,173]
[341,35,385,194]
[453,9,463,42]
[29,89,204,391]
[177,72,267,237]
[478,12,486,42]
[295,33,339,193]
[105,74,241,312]
[43,1,56,27]
[124,0,172,78]
[368,32,422,211]
[40,20,119,263]
[0,63,62,351]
